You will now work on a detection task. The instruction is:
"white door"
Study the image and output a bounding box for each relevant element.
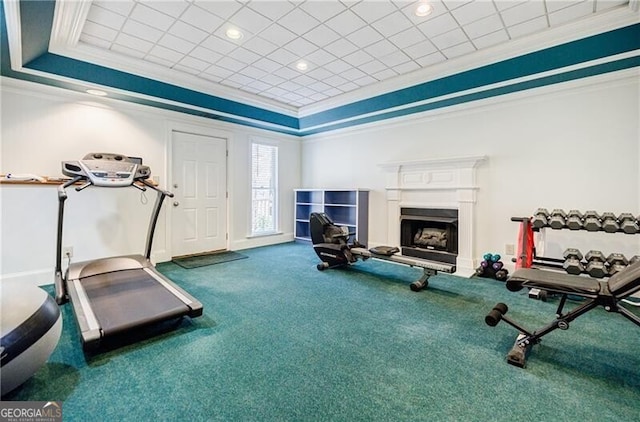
[171,131,227,257]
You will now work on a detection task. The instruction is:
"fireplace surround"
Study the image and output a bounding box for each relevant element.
[379,156,486,277]
[400,207,458,265]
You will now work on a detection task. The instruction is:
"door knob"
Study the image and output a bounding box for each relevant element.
[173,201,179,207]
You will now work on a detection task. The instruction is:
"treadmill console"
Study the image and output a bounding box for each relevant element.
[62,153,150,187]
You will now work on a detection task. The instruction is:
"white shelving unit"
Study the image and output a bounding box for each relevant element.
[294,189,369,245]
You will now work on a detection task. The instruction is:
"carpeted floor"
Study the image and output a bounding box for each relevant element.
[3,242,639,421]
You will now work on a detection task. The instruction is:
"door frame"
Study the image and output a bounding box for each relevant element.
[166,121,232,258]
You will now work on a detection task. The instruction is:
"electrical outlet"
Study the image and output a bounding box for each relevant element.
[63,246,73,258]
[505,244,515,256]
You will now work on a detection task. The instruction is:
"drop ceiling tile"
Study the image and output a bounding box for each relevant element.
[324,38,359,58]
[189,46,224,65]
[325,9,368,36]
[302,25,342,48]
[378,50,411,67]
[414,51,447,67]
[93,0,135,17]
[370,11,413,38]
[202,64,234,79]
[296,86,317,97]
[402,41,438,59]
[493,0,528,12]
[226,47,261,65]
[392,60,420,74]
[430,27,468,50]
[298,1,347,23]
[500,0,546,27]
[193,0,243,20]
[144,53,175,68]
[239,65,268,79]
[389,26,427,49]
[284,37,319,57]
[229,6,273,34]
[261,73,286,86]
[169,20,209,44]
[343,49,375,67]
[264,86,288,97]
[310,92,329,101]
[111,43,146,59]
[549,1,595,26]
[253,57,283,73]
[158,33,196,54]
[259,24,298,46]
[86,5,127,30]
[247,0,295,21]
[400,0,449,25]
[364,39,398,58]
[359,59,387,74]
[226,72,255,85]
[417,12,459,38]
[350,0,398,23]
[354,75,377,86]
[323,58,353,74]
[144,0,189,18]
[220,79,243,89]
[463,13,505,39]
[546,0,585,13]
[79,34,112,49]
[450,1,498,26]
[148,44,184,64]
[201,35,237,55]
[269,48,299,66]
[121,20,164,43]
[337,81,360,91]
[243,36,279,55]
[216,56,247,72]
[473,28,510,49]
[324,74,349,87]
[347,25,384,48]
[342,67,367,81]
[442,0,474,11]
[305,49,338,67]
[372,68,398,81]
[507,16,548,39]
[307,66,333,81]
[308,80,332,92]
[82,21,118,42]
[272,66,299,80]
[115,32,154,53]
[130,3,175,31]
[323,87,343,97]
[279,80,303,92]
[292,74,317,86]
[247,79,272,92]
[278,8,321,36]
[442,41,476,58]
[180,6,224,33]
[178,55,210,71]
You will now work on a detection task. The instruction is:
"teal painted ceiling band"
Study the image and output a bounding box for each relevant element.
[2,0,639,136]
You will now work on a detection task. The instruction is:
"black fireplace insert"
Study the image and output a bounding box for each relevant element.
[400,208,458,265]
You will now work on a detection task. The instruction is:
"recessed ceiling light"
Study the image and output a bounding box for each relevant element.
[86,89,107,96]
[296,61,308,71]
[415,3,433,17]
[225,28,243,40]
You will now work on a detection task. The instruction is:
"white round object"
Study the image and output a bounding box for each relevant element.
[1,282,62,395]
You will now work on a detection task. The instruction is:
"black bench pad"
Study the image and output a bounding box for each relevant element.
[508,268,601,297]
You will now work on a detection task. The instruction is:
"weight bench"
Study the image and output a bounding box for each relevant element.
[485,260,640,367]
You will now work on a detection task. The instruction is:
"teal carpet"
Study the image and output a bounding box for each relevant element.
[4,242,639,421]
[172,250,248,269]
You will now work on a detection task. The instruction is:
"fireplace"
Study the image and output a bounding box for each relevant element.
[400,208,458,265]
[379,155,486,277]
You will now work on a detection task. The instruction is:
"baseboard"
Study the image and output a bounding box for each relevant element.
[231,232,294,251]
[0,268,54,287]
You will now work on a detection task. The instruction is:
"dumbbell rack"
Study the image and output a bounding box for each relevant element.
[512,211,639,279]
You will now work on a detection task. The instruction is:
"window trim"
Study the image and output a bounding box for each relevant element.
[249,138,279,237]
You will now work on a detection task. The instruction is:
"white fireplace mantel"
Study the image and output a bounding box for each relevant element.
[379,155,487,277]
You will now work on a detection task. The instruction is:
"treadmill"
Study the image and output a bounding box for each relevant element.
[54,153,203,351]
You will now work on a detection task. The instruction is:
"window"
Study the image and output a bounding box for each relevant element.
[251,141,278,235]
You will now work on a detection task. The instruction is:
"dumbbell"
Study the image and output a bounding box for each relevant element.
[583,211,602,232]
[618,213,639,234]
[532,208,550,229]
[607,253,628,276]
[601,212,619,233]
[585,250,607,278]
[549,209,567,229]
[562,248,584,275]
[565,210,584,230]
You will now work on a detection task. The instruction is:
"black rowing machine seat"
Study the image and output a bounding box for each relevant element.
[369,246,400,256]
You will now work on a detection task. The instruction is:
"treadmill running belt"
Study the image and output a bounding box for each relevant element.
[80,269,190,336]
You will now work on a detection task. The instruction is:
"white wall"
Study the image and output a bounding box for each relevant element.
[0,78,301,286]
[301,71,640,271]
